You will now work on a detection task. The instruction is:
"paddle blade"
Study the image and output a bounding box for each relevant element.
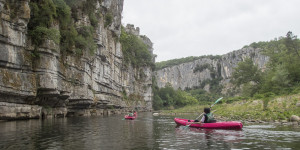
[214,97,223,104]
[184,123,192,129]
[210,97,223,108]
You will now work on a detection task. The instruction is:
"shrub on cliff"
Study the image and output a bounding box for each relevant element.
[120,27,153,68]
[193,64,211,73]
[28,0,98,56]
[28,0,59,46]
[105,13,113,28]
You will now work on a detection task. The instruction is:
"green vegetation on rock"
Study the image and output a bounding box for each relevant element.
[28,0,99,56]
[232,31,300,97]
[28,0,59,47]
[120,26,154,68]
[193,63,211,73]
[104,13,113,28]
[155,55,221,70]
[65,0,102,27]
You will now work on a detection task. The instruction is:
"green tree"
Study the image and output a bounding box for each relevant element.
[175,90,198,106]
[153,95,163,110]
[284,32,300,83]
[242,31,300,95]
[232,58,262,86]
[152,79,198,110]
[285,31,300,59]
[231,58,263,96]
[259,32,300,95]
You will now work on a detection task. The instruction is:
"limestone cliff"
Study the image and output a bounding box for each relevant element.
[0,0,154,120]
[155,47,269,93]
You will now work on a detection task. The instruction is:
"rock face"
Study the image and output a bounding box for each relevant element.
[0,0,154,120]
[155,47,269,93]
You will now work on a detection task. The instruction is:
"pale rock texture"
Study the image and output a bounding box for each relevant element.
[155,47,269,93]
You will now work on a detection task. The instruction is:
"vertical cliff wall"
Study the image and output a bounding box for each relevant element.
[0,0,154,120]
[155,47,269,93]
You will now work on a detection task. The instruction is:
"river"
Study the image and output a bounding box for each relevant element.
[0,112,299,150]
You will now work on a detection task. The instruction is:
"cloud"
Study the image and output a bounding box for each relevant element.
[122,0,300,62]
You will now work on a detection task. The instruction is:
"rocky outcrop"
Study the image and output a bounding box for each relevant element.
[155,47,269,93]
[123,24,154,111]
[0,0,154,120]
[290,115,300,122]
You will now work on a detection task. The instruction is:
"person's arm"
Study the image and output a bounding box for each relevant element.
[200,115,205,123]
[194,116,205,124]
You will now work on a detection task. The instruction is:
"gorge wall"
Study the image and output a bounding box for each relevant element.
[155,47,269,94]
[0,0,154,120]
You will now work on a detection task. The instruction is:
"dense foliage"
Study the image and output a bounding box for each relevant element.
[28,0,99,56]
[28,0,59,46]
[120,27,154,68]
[232,31,300,97]
[152,79,198,110]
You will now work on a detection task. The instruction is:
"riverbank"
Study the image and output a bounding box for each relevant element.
[159,94,300,124]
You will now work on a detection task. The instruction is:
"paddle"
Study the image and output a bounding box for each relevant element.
[185,97,223,128]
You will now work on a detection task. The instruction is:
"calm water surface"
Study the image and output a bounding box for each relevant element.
[0,112,299,150]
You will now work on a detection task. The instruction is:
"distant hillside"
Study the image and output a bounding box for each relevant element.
[155,55,221,70]
[153,32,300,110]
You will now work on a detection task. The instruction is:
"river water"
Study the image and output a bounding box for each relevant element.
[0,112,299,150]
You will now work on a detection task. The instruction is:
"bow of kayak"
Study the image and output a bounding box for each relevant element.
[174,118,243,130]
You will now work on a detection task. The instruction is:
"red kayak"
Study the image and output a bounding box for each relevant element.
[174,118,243,130]
[124,115,136,120]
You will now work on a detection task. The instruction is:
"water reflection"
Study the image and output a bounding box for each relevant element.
[171,126,244,149]
[0,113,299,150]
[0,114,155,150]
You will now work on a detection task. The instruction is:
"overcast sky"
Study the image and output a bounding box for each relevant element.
[122,0,300,62]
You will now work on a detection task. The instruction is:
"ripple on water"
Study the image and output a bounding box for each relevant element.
[0,113,299,150]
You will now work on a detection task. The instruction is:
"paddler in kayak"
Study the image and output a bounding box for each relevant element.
[193,108,216,124]
[128,111,134,117]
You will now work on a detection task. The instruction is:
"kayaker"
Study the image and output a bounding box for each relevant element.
[128,111,134,117]
[133,111,137,116]
[202,108,216,123]
[194,108,216,124]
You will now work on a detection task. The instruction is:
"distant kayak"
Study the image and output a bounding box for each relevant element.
[174,118,243,130]
[125,115,136,120]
